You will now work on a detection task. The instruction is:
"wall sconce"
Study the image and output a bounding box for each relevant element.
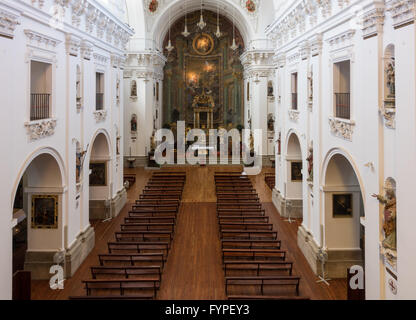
[364,162,375,170]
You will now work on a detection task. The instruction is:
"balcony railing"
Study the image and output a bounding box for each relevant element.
[96,93,104,110]
[335,93,350,119]
[30,93,50,121]
[291,93,298,110]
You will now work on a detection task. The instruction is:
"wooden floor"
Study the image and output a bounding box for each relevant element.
[30,166,347,300]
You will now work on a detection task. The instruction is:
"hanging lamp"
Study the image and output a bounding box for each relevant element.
[166,5,174,52]
[197,0,206,30]
[215,0,222,38]
[230,7,238,51]
[182,0,190,37]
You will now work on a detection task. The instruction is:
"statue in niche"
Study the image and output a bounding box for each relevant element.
[306,143,313,182]
[116,79,120,103]
[308,70,313,104]
[76,147,88,184]
[131,80,137,97]
[268,82,274,97]
[276,132,281,155]
[372,179,397,266]
[385,59,395,99]
[130,114,137,133]
[267,114,275,132]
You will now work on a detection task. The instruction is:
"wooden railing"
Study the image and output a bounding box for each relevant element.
[30,93,50,121]
[96,93,104,110]
[335,93,350,119]
[291,93,298,110]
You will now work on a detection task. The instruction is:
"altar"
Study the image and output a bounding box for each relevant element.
[193,89,215,130]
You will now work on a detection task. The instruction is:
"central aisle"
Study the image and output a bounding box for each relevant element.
[157,203,226,300]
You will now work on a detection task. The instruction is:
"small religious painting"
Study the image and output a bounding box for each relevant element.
[291,161,303,181]
[31,195,58,229]
[246,0,256,13]
[192,33,215,56]
[148,0,158,13]
[90,162,107,186]
[333,194,353,217]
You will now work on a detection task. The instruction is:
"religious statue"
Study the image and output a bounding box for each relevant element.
[372,179,397,265]
[76,148,87,183]
[267,114,275,132]
[385,59,395,99]
[131,80,137,97]
[306,143,313,182]
[276,132,281,155]
[308,70,313,104]
[131,114,137,132]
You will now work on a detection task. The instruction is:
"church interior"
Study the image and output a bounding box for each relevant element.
[1,0,415,301]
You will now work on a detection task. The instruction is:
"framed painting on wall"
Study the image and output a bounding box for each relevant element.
[90,162,107,186]
[333,194,353,217]
[291,161,303,181]
[31,195,58,229]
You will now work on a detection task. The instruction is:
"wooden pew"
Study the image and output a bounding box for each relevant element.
[120,223,175,233]
[69,294,154,300]
[217,203,263,210]
[228,295,309,300]
[222,249,286,261]
[219,222,274,231]
[124,216,176,225]
[217,209,266,216]
[225,276,301,296]
[220,230,278,241]
[107,242,170,254]
[224,261,293,276]
[128,211,178,218]
[98,253,165,267]
[82,278,160,297]
[219,215,270,224]
[90,266,161,280]
[115,231,173,242]
[221,240,281,250]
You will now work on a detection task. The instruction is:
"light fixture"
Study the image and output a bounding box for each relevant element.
[197,0,206,30]
[215,0,222,38]
[166,5,174,52]
[230,7,238,51]
[182,0,190,37]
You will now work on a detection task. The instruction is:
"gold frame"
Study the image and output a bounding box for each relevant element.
[192,33,215,56]
[31,195,58,229]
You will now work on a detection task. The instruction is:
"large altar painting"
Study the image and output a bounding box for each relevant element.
[163,10,245,130]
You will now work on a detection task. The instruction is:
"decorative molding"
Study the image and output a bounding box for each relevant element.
[25,118,57,140]
[65,33,81,56]
[299,40,310,60]
[361,7,385,39]
[93,110,107,122]
[93,52,108,66]
[288,109,300,122]
[328,117,355,141]
[310,33,323,56]
[80,40,93,60]
[24,29,61,49]
[0,8,20,39]
[387,0,416,29]
[380,106,396,129]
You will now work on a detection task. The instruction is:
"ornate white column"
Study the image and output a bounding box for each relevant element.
[123,51,166,166]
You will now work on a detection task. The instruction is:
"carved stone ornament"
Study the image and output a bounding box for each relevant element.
[380,105,396,129]
[25,118,57,140]
[93,110,107,122]
[328,117,355,141]
[288,110,300,122]
[0,8,20,39]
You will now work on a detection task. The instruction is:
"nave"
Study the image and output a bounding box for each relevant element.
[29,166,346,300]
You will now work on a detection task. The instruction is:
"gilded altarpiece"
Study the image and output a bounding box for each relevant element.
[163,11,245,129]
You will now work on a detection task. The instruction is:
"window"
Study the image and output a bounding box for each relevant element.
[291,72,298,110]
[333,61,351,119]
[96,72,104,110]
[30,61,52,121]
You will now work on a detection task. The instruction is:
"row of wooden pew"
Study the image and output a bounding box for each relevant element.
[214,172,308,300]
[69,171,186,300]
[264,173,275,190]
